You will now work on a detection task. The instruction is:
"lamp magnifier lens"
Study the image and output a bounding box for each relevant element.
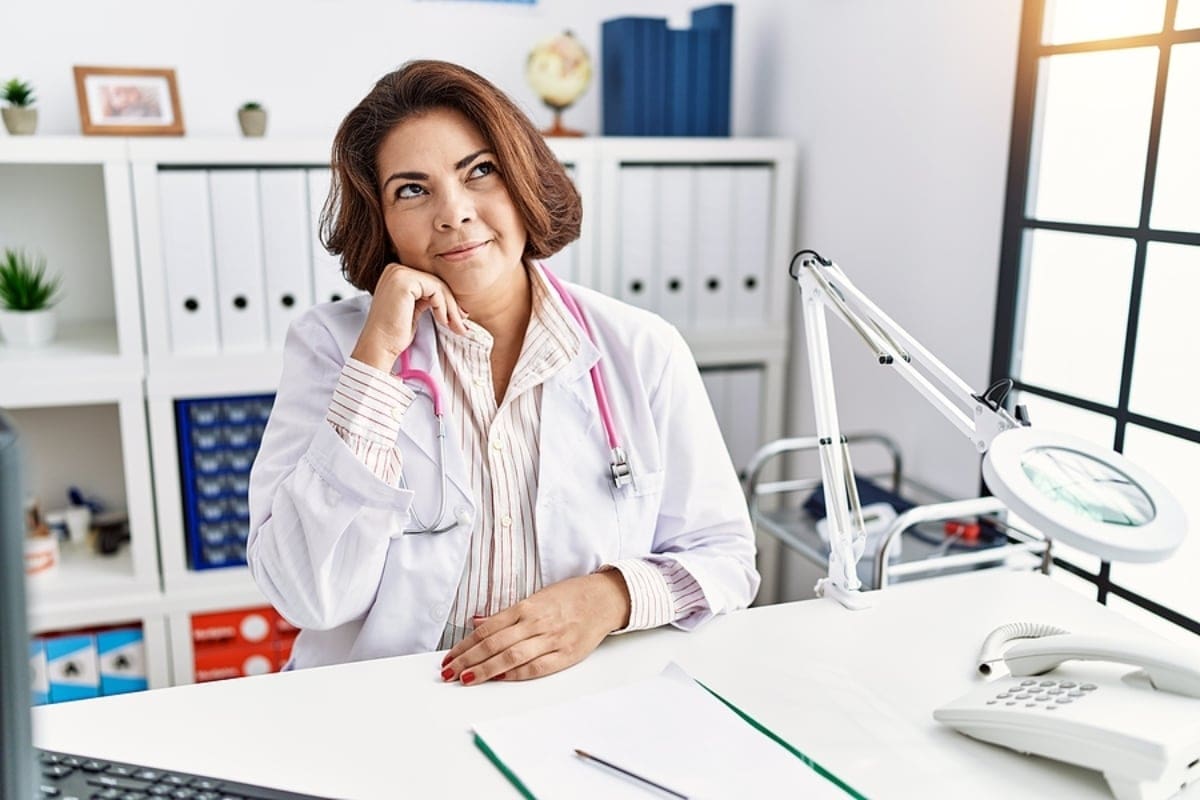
[1021,447,1155,529]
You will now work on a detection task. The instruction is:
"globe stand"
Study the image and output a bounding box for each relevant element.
[541,105,583,138]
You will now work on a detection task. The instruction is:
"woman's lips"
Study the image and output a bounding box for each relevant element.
[437,241,488,262]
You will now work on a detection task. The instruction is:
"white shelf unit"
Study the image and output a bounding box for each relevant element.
[6,135,796,688]
[0,138,166,688]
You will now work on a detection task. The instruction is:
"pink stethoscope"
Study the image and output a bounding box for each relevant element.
[395,263,632,534]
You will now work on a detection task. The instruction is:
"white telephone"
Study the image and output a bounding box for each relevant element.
[934,622,1200,800]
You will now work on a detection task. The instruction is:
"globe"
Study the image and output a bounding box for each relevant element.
[526,30,591,136]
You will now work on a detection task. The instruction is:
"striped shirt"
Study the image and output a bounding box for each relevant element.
[326,266,705,647]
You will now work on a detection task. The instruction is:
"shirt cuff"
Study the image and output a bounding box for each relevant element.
[604,558,702,633]
[325,358,417,444]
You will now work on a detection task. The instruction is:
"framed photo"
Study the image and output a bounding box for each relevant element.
[73,66,185,136]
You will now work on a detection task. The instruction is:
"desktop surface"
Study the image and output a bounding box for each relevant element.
[32,570,1200,800]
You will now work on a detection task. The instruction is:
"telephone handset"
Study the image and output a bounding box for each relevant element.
[934,622,1200,800]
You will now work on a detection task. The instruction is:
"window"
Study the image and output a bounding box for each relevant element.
[992,0,1200,638]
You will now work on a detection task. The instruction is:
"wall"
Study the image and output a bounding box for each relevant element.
[760,1,1023,499]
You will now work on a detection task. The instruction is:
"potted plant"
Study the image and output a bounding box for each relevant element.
[1,78,38,135]
[238,101,267,137]
[0,248,62,347]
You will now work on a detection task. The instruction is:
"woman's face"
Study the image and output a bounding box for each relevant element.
[375,107,528,299]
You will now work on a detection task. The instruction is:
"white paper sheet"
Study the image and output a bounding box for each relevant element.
[472,662,851,800]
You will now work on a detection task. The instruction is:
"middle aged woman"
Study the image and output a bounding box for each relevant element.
[247,60,759,687]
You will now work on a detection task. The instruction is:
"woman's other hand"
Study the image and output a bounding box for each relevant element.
[439,571,632,685]
[351,262,469,372]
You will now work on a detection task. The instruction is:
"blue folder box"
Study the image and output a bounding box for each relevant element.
[29,639,49,705]
[98,627,149,696]
[45,634,100,703]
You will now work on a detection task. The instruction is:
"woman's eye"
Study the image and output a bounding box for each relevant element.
[469,161,497,179]
[396,183,425,199]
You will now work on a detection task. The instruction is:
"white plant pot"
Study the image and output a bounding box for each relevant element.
[0,308,58,347]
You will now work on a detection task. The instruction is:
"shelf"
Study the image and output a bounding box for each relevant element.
[0,320,143,407]
[0,136,127,165]
[146,352,284,399]
[128,138,331,165]
[26,544,161,632]
[160,566,268,612]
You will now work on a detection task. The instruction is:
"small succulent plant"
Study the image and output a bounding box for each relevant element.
[0,249,61,311]
[240,101,264,111]
[1,78,36,108]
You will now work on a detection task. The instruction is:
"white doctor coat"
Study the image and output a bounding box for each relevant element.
[248,281,759,669]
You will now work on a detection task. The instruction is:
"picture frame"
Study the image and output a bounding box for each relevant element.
[73,66,185,136]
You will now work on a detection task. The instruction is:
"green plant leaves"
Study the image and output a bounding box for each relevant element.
[0,249,61,311]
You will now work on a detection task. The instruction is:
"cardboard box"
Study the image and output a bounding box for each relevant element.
[192,607,275,650]
[29,639,49,705]
[193,641,277,683]
[45,634,100,703]
[97,627,149,696]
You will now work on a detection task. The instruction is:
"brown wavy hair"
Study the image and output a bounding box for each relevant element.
[322,60,583,293]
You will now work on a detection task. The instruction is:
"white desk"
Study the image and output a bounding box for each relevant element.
[33,570,1200,799]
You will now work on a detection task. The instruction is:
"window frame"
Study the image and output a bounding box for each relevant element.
[990,0,1200,636]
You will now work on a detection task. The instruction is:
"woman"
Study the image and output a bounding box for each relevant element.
[248,60,758,686]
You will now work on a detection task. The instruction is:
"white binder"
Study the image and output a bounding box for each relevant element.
[732,167,773,326]
[306,169,352,305]
[543,163,580,285]
[158,170,220,354]
[617,166,656,312]
[656,166,693,326]
[692,166,735,329]
[699,367,730,454]
[725,368,764,477]
[208,170,269,352]
[258,169,314,348]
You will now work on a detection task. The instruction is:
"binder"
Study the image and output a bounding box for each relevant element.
[643,18,669,136]
[617,166,657,312]
[209,170,269,352]
[692,4,735,136]
[665,28,693,136]
[601,18,644,135]
[158,170,220,354]
[725,367,763,477]
[258,169,314,348]
[732,166,773,326]
[700,368,731,456]
[690,27,718,136]
[691,166,735,328]
[307,168,352,305]
[655,166,694,326]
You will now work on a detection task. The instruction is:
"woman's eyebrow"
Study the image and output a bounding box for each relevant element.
[381,149,494,190]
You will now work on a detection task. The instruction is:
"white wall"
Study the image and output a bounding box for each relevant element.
[5,0,1022,506]
[760,1,1023,501]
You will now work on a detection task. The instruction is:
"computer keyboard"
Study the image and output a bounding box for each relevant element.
[36,749,329,800]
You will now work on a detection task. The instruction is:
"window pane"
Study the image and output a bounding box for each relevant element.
[1150,43,1200,233]
[1178,0,1200,30]
[1043,0,1165,44]
[1129,243,1200,428]
[1013,391,1117,446]
[1110,426,1199,626]
[1028,48,1158,227]
[1015,230,1133,405]
[1106,596,1200,651]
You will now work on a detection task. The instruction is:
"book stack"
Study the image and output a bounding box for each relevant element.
[602,4,734,136]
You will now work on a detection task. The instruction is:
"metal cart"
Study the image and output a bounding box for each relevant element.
[745,432,1052,595]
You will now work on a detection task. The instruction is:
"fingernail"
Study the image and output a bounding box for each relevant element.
[461,671,476,685]
[441,653,451,667]
[495,672,507,681]
[441,667,455,681]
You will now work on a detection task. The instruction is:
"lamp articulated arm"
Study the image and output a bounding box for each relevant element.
[790,250,1027,609]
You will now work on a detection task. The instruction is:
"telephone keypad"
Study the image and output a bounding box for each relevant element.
[991,678,1096,710]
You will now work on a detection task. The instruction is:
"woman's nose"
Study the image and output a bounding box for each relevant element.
[435,187,475,230]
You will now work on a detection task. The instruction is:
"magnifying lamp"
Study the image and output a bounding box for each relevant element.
[789,250,1187,610]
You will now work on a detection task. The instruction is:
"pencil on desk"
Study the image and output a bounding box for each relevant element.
[573,748,690,799]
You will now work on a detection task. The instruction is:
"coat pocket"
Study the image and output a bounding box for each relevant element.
[615,469,665,557]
